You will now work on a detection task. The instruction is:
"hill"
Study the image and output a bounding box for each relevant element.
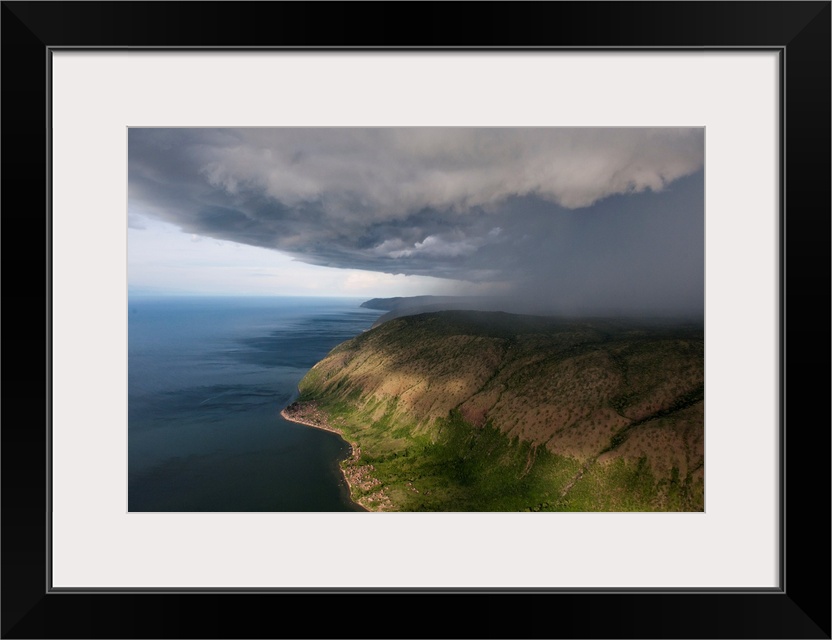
[286,310,704,512]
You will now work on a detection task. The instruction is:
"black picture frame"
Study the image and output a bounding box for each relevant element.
[2,2,829,638]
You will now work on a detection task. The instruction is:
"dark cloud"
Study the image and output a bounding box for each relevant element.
[129,128,704,315]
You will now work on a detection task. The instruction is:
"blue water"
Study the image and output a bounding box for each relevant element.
[128,296,384,512]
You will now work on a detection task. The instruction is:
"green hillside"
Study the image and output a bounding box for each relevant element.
[286,310,704,512]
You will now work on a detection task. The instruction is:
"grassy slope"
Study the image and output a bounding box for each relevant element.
[297,310,704,512]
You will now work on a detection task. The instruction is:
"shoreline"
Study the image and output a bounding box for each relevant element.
[279,407,346,438]
[280,402,391,511]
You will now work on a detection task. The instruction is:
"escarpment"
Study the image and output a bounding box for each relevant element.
[294,310,704,511]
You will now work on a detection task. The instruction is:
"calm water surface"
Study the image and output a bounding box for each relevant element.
[128,296,383,512]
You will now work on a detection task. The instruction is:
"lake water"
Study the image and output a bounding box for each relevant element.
[128,296,384,512]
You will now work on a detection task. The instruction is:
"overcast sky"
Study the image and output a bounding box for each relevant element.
[129,127,704,315]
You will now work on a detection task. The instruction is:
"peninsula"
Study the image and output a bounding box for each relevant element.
[283,308,704,512]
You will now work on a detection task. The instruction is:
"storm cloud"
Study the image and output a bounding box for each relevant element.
[129,128,704,315]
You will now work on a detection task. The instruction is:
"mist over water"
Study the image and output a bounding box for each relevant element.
[128,296,383,511]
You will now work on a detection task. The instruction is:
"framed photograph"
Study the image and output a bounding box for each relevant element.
[3,2,829,638]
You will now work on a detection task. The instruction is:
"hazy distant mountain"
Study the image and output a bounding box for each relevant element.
[360,296,476,311]
[361,295,506,328]
[289,310,704,512]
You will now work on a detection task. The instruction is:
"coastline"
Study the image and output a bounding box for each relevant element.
[280,402,391,511]
[279,406,346,438]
